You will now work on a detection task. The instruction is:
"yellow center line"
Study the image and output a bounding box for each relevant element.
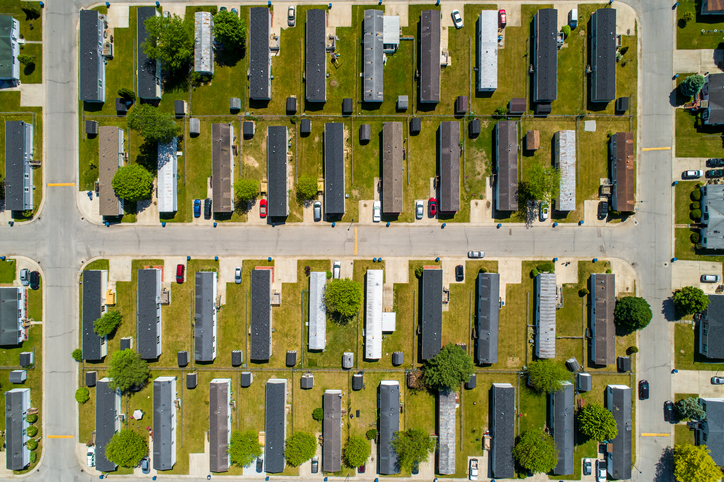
[641,147,671,152]
[47,435,73,439]
[640,433,670,437]
[47,182,75,187]
[354,227,357,256]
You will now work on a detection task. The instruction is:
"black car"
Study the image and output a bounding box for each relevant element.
[455,265,464,282]
[598,200,608,220]
[639,379,649,400]
[256,457,264,472]
[204,198,212,219]
[29,271,40,290]
[664,400,675,422]
[708,158,724,167]
[708,169,724,178]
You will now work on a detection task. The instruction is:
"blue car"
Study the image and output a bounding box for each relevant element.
[193,199,201,218]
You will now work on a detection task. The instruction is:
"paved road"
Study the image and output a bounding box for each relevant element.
[1,0,677,480]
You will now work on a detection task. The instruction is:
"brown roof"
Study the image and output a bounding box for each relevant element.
[611,132,634,212]
[495,121,518,212]
[382,122,403,214]
[526,130,540,150]
[509,98,526,114]
[212,123,234,213]
[98,126,123,217]
[590,273,615,366]
[705,0,724,13]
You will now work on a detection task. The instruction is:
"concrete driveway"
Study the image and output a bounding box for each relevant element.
[672,260,723,294]
[673,369,724,398]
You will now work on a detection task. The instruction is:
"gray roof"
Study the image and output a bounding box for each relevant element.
[578,372,592,392]
[701,184,724,250]
[438,122,460,213]
[323,391,342,472]
[324,123,345,215]
[706,74,724,124]
[379,381,400,474]
[342,97,353,114]
[4,120,32,212]
[495,121,518,212]
[300,118,311,135]
[240,372,252,387]
[535,273,556,358]
[209,379,230,473]
[0,16,18,81]
[265,379,287,473]
[477,10,498,91]
[437,389,457,474]
[194,11,214,75]
[19,352,32,367]
[5,388,29,471]
[352,372,363,390]
[532,9,558,103]
[590,9,616,103]
[421,269,443,360]
[306,10,326,102]
[232,350,243,367]
[249,8,271,100]
[555,130,576,211]
[363,9,384,102]
[190,118,200,135]
[0,288,22,346]
[137,7,160,100]
[82,271,105,361]
[698,398,724,466]
[187,372,197,389]
[610,132,635,212]
[308,272,327,350]
[699,295,724,359]
[420,10,441,103]
[549,382,574,475]
[476,273,500,364]
[590,273,615,366]
[490,383,515,478]
[606,385,632,480]
[360,124,371,141]
[194,272,216,362]
[96,379,119,472]
[300,373,313,389]
[79,10,104,102]
[250,269,272,361]
[137,269,161,360]
[98,126,123,217]
[267,126,289,217]
[382,122,403,214]
[8,370,24,384]
[212,123,234,213]
[153,377,176,471]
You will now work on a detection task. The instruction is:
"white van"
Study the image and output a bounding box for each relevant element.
[569,8,578,28]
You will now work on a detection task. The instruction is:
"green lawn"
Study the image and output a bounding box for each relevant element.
[84,259,110,271]
[675,108,724,158]
[675,181,700,225]
[675,322,724,370]
[0,1,43,41]
[0,258,16,283]
[675,227,724,264]
[19,42,42,84]
[675,423,696,445]
[677,0,724,49]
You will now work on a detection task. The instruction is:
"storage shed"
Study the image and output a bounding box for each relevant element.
[535,103,552,116]
[578,372,592,392]
[360,124,371,143]
[286,351,297,367]
[455,95,468,115]
[174,100,187,117]
[410,117,421,135]
[286,97,297,114]
[178,351,189,367]
[342,98,353,115]
[86,371,97,387]
[465,373,477,389]
[300,373,314,389]
[300,118,311,136]
[120,337,132,351]
[469,119,480,138]
[9,370,25,384]
[86,120,98,136]
[230,97,241,112]
[566,357,580,372]
[617,356,631,372]
[115,98,128,114]
[509,98,526,114]
[616,97,629,113]
[190,118,200,136]
[243,121,255,139]
[231,350,243,367]
[342,352,354,369]
[526,130,540,151]
[240,372,253,388]
[19,352,33,367]
[352,373,364,390]
[186,372,197,389]
[397,95,408,111]
[392,351,404,366]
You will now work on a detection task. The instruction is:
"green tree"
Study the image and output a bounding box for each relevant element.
[312,407,324,421]
[93,310,123,337]
[17,54,33,66]
[27,414,37,424]
[75,387,90,404]
[391,427,436,471]
[673,286,710,315]
[683,11,695,23]
[117,87,136,102]
[284,431,317,467]
[214,10,248,50]
[72,348,83,362]
[234,178,260,202]
[520,163,560,203]
[366,428,378,440]
[680,74,706,97]
[112,165,154,203]
[527,359,572,394]
[324,278,363,322]
[108,349,150,392]
[422,343,475,390]
[228,430,263,468]
[674,444,722,482]
[614,296,652,331]
[344,435,371,468]
[142,14,194,72]
[26,425,37,437]
[127,104,180,143]
[27,439,37,450]
[296,174,318,201]
[512,429,558,474]
[561,25,571,37]
[676,397,706,421]
[578,403,618,441]
[105,429,148,468]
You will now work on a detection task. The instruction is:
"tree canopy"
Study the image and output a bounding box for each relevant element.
[105,429,148,468]
[312,407,324,422]
[108,349,150,392]
[142,14,194,72]
[75,387,90,404]
[676,397,706,421]
[285,432,317,467]
[680,74,706,98]
[235,178,260,203]
[214,10,247,50]
[512,429,559,474]
[127,103,180,143]
[674,444,722,482]
[93,310,123,337]
[673,286,710,315]
[343,435,371,468]
[112,164,154,203]
[228,430,263,468]
[296,175,318,201]
[578,403,618,441]
[391,427,436,471]
[527,359,572,394]
[520,163,560,203]
[614,296,653,331]
[324,278,363,322]
[422,343,475,390]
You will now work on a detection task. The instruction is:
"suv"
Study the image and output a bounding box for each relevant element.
[311,456,318,473]
[596,459,607,482]
[314,201,322,222]
[29,271,40,290]
[639,379,649,400]
[664,400,675,422]
[708,158,724,167]
[708,169,724,178]
[204,198,212,218]
[702,274,721,283]
[455,265,464,282]
[598,200,608,220]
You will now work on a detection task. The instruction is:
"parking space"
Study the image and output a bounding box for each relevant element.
[672,260,723,294]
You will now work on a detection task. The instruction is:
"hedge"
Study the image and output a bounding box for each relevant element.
[691,232,701,243]
[691,209,702,220]
[691,190,702,201]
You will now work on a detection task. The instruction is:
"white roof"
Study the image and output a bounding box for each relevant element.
[478,10,498,91]
[365,269,384,359]
[382,312,396,332]
[383,16,400,45]
[556,130,576,211]
[194,11,214,74]
[308,272,327,350]
[380,380,399,386]
[535,273,557,358]
[157,138,178,213]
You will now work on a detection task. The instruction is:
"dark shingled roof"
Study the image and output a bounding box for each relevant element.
[286,97,297,113]
[342,98,353,114]
[455,96,468,114]
[532,9,558,103]
[240,372,253,387]
[382,122,403,214]
[18,352,32,367]
[610,132,634,212]
[79,10,104,102]
[5,389,29,471]
[363,9,384,102]
[153,377,176,471]
[323,391,342,472]
[698,399,724,466]
[286,350,297,367]
[137,269,161,360]
[212,123,234,214]
[232,350,243,367]
[438,122,461,213]
[410,117,421,134]
[174,100,186,116]
[267,126,289,217]
[469,118,481,138]
[115,98,128,113]
[265,379,287,473]
[700,295,724,359]
[4,120,32,212]
[300,118,311,135]
[465,373,477,389]
[8,370,24,384]
[590,273,615,366]
[120,337,132,351]
[420,10,441,103]
[209,379,230,473]
[490,383,515,478]
[578,372,592,392]
[86,120,99,135]
[137,7,160,100]
[96,379,119,472]
[360,124,371,142]
[186,372,197,389]
[509,98,526,114]
[495,121,518,212]
[392,351,404,366]
[82,271,105,361]
[606,385,632,480]
[352,373,363,390]
[178,351,189,367]
[306,10,327,102]
[379,381,400,474]
[0,287,22,346]
[300,373,313,389]
[590,9,616,103]
[617,356,631,372]
[194,272,216,362]
[421,269,443,360]
[243,120,254,139]
[476,273,500,364]
[549,382,574,475]
[325,123,345,216]
[249,8,271,100]
[86,371,97,387]
[251,269,272,361]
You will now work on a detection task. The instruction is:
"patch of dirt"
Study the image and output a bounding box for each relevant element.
[507,356,520,368]
[330,79,338,87]
[244,155,259,168]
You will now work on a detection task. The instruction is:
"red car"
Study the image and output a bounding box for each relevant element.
[175,264,185,284]
[260,199,267,218]
[429,197,437,217]
[499,9,507,28]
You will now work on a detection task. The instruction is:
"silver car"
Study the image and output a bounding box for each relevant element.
[235,267,242,284]
[416,200,424,219]
[333,261,341,279]
[288,6,295,26]
[702,274,721,283]
[19,269,29,286]
[468,251,485,259]
[313,201,322,221]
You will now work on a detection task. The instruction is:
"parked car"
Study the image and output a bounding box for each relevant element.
[429,197,437,217]
[87,446,95,467]
[598,200,609,220]
[373,200,381,222]
[712,376,724,384]
[455,265,464,282]
[314,201,322,222]
[708,169,724,178]
[333,261,341,279]
[709,158,724,167]
[259,198,267,218]
[451,9,463,28]
[29,271,40,290]
[235,267,242,284]
[416,200,424,219]
[358,462,366,473]
[176,264,185,284]
[683,169,704,179]
[311,456,318,473]
[499,9,507,27]
[664,400,675,422]
[411,462,420,475]
[204,198,212,219]
[193,199,201,218]
[141,457,150,474]
[288,6,295,26]
[596,459,607,482]
[639,379,649,400]
[539,202,549,221]
[702,274,721,283]
[583,458,592,476]
[468,251,485,259]
[256,457,264,472]
[469,458,479,480]
[19,269,29,286]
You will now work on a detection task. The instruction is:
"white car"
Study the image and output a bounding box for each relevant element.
[333,261,341,279]
[416,200,424,219]
[468,251,485,259]
[596,459,607,482]
[288,6,295,26]
[19,268,29,286]
[539,202,549,221]
[373,201,381,222]
[87,446,95,467]
[702,274,721,283]
[469,458,478,480]
[235,267,242,284]
[451,9,463,28]
[684,169,704,179]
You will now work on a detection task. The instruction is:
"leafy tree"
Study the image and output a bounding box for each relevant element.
[71,348,83,362]
[683,11,695,23]
[343,435,371,468]
[108,349,150,392]
[676,397,706,421]
[235,178,260,202]
[127,103,180,143]
[578,403,618,441]
[493,106,507,118]
[391,427,436,471]
[415,266,424,278]
[520,163,560,203]
[284,431,317,467]
[527,359,572,394]
[21,6,41,20]
[117,87,136,102]
[17,54,33,66]
[142,14,194,72]
[105,429,148,468]
[674,444,721,482]
[366,428,378,440]
[75,387,90,404]
[27,414,37,424]
[512,429,558,474]
[561,25,571,37]
[673,286,710,315]
[93,310,123,337]
[296,174,318,201]
[422,343,475,390]
[312,407,324,421]
[214,10,248,50]
[229,430,263,468]
[627,346,639,354]
[614,296,652,331]
[680,74,706,97]
[27,425,37,437]
[27,439,37,450]
[324,278,363,322]
[112,165,154,203]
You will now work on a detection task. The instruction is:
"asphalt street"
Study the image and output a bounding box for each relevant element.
[0,0,677,480]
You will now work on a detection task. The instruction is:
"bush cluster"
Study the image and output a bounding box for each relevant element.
[691,232,701,244]
[691,189,702,201]
[691,209,702,220]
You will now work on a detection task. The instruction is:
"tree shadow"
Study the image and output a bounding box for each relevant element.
[662,298,677,322]
[135,139,158,174]
[22,63,35,76]
[653,446,674,482]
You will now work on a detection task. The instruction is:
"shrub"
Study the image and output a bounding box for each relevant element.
[627,346,639,354]
[366,429,378,440]
[112,165,154,202]
[17,54,34,66]
[117,88,136,102]
[537,262,555,273]
[27,439,38,451]
[493,106,507,118]
[530,268,540,278]
[691,189,702,201]
[527,360,572,394]
[691,232,701,244]
[29,451,36,463]
[27,426,38,437]
[72,349,83,362]
[312,407,324,422]
[479,268,488,274]
[415,266,425,278]
[326,270,332,279]
[75,387,90,404]
[94,310,123,337]
[324,279,363,322]
[606,269,613,274]
[680,74,705,97]
[691,201,701,210]
[27,414,37,424]
[691,209,702,220]
[561,25,571,38]
[296,175,318,201]
[579,288,590,297]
